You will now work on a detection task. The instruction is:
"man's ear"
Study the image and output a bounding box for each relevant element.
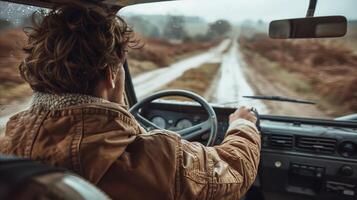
[105,67,116,89]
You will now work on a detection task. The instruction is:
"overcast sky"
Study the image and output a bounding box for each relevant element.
[119,0,357,22]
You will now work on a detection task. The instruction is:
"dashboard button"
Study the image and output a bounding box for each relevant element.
[340,165,353,176]
[338,141,356,157]
[316,167,324,173]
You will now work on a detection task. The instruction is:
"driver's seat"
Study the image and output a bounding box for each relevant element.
[0,154,110,200]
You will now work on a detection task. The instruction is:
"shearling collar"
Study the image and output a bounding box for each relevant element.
[31,91,109,110]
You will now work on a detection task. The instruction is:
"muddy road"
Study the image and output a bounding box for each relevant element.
[208,36,268,113]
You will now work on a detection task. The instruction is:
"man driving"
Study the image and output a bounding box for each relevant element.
[0,3,261,200]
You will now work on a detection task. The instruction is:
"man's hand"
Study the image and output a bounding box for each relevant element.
[229,106,257,124]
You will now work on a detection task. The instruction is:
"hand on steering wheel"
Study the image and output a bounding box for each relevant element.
[129,90,218,146]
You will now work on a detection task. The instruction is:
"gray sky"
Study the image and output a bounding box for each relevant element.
[119,0,357,22]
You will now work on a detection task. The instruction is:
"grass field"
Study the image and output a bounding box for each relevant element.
[239,33,357,117]
[0,29,28,105]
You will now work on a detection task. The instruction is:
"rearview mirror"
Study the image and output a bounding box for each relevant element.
[269,16,347,39]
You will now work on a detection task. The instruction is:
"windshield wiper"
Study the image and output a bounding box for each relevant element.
[243,95,316,105]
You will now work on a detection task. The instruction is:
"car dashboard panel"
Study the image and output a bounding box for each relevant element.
[260,120,357,200]
[140,102,357,200]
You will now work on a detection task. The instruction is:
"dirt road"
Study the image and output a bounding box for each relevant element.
[208,37,268,113]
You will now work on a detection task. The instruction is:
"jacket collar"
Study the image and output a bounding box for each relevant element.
[31,91,109,110]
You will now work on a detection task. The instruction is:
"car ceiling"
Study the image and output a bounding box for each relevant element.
[2,0,174,9]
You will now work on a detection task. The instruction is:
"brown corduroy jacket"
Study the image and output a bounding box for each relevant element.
[0,101,261,200]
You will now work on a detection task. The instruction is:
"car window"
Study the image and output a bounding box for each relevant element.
[0,1,46,132]
[119,0,357,119]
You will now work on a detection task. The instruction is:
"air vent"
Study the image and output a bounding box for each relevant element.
[296,136,337,154]
[266,134,293,149]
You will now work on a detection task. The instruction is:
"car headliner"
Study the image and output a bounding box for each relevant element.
[2,0,173,9]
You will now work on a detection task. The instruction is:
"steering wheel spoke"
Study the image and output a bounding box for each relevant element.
[134,113,162,130]
[178,120,211,140]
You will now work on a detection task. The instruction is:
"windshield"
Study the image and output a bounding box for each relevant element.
[119,0,357,119]
[0,0,356,131]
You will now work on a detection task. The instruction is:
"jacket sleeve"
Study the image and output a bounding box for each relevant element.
[175,119,261,200]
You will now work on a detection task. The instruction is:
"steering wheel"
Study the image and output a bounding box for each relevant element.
[129,90,218,146]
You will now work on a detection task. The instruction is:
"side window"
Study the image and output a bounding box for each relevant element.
[0,2,45,133]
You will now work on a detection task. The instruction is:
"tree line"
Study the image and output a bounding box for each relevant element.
[125,15,232,42]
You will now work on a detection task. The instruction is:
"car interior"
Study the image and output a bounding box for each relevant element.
[0,0,356,200]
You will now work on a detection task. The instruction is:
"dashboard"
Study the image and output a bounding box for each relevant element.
[141,101,357,200]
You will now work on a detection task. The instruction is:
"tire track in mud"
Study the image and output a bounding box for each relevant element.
[209,36,269,113]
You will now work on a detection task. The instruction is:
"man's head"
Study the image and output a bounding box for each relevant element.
[20,3,137,103]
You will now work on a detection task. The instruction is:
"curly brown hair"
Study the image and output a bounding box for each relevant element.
[20,3,137,95]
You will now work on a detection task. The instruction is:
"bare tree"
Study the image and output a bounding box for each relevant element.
[163,15,187,40]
